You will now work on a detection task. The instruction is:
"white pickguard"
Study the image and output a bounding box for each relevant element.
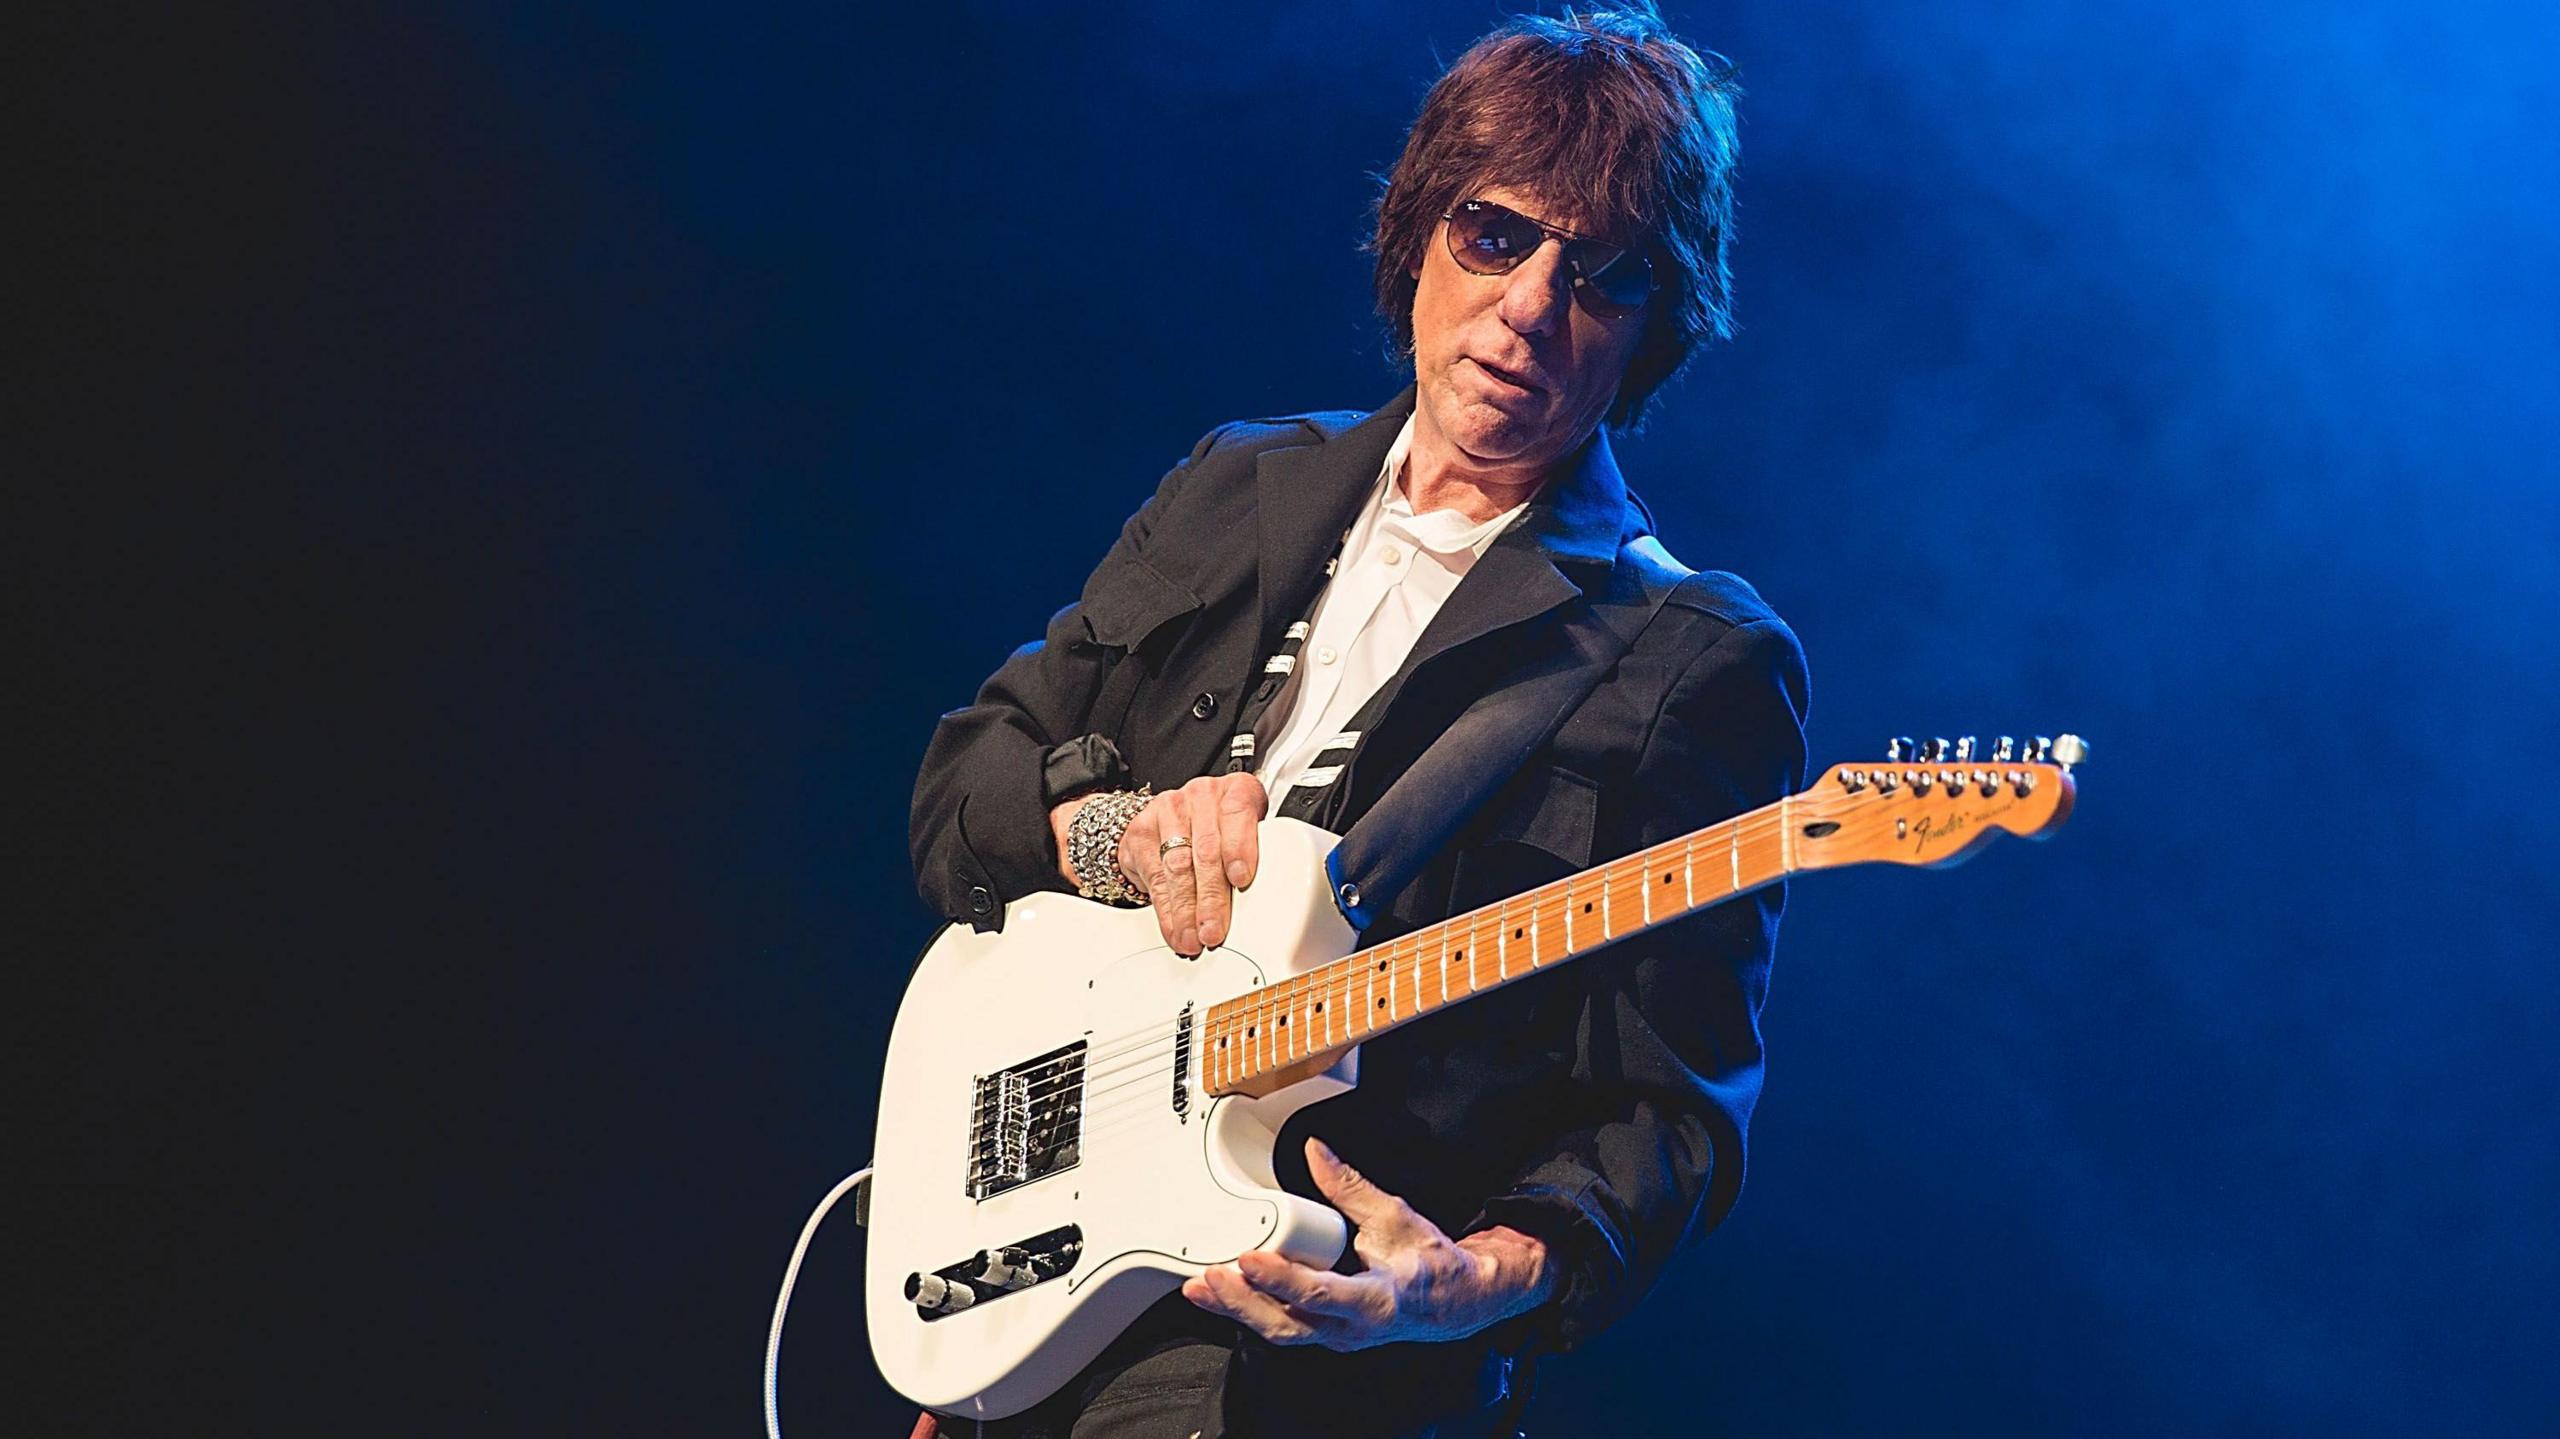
[864,819,1362,1420]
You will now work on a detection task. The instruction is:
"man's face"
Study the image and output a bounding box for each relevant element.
[1408,183,1648,479]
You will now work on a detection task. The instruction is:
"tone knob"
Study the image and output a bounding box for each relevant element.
[907,1272,976,1314]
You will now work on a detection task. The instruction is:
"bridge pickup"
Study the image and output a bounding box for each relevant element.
[906,1224,1084,1321]
[965,1040,1085,1200]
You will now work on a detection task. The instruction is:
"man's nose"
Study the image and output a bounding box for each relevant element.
[1496,243,1573,338]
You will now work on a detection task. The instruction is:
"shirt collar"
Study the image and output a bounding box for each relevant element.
[1374,415,1530,561]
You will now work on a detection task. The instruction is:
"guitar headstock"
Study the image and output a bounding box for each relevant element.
[1792,733,2084,871]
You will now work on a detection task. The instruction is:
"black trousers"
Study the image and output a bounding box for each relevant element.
[966,1294,1530,1439]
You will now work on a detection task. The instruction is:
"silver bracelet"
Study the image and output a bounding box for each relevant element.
[1066,786,1151,905]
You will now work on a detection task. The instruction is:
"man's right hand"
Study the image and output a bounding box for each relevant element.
[1049,774,1268,955]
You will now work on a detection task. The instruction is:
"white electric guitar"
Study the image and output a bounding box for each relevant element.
[866,735,2085,1419]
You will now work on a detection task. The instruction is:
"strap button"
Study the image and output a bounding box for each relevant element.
[1338,882,1362,910]
[1190,692,1219,720]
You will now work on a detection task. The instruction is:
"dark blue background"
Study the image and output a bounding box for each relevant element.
[45,1,2557,1433]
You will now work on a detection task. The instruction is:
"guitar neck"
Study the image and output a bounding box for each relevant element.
[1200,795,1803,1098]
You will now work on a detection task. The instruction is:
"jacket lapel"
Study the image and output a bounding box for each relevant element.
[1251,389,1418,653]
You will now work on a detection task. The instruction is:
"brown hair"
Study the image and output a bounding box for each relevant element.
[1368,6,1741,429]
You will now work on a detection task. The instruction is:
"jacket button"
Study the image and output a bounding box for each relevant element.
[1190,692,1219,720]
[966,884,995,919]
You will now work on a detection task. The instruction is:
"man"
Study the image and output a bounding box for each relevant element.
[909,9,1807,1435]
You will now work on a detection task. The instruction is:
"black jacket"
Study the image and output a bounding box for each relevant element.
[910,388,1810,1357]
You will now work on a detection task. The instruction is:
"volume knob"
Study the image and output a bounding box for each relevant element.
[907,1272,976,1314]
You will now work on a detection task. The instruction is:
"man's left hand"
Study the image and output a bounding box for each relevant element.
[1180,1137,1556,1351]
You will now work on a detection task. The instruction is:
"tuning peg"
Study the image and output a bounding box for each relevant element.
[1919,737,1949,762]
[1954,736,1977,762]
[1992,735,2016,762]
[1887,736,1914,762]
[2030,736,2053,763]
[2051,734,2089,771]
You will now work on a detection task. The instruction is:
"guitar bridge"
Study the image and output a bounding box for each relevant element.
[965,1040,1085,1200]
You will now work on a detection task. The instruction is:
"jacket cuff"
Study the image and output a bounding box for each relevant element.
[1041,733,1131,807]
[1468,1179,1625,1356]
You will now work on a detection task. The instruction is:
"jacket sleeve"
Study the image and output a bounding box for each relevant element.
[1468,615,1811,1353]
[908,426,1228,932]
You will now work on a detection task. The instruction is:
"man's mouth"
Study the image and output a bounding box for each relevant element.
[1469,356,1542,394]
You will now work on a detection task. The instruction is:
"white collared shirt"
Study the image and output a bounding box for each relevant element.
[1254,416,1528,813]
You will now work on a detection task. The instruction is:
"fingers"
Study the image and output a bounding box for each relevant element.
[1126,789,1200,954]
[1182,1264,1324,1346]
[1183,778,1233,949]
[1218,774,1266,890]
[1108,774,1267,956]
[1305,1137,1431,1243]
[1234,1251,1382,1322]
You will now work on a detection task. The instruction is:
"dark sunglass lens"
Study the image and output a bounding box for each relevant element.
[1574,242,1654,312]
[1451,203,1540,273]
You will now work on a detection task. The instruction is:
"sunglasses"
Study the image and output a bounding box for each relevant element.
[1441,198,1656,319]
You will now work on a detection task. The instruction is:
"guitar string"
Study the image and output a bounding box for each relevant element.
[957,792,1956,1139]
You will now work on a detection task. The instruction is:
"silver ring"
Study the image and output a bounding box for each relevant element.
[1158,835,1194,860]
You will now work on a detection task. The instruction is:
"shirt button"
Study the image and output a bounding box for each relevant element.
[966,884,995,920]
[1314,646,1338,665]
[1190,691,1218,720]
[1380,544,1402,566]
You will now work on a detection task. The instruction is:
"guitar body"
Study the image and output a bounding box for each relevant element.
[865,818,1361,1421]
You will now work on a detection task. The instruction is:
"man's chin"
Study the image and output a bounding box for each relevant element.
[1441,398,1553,463]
